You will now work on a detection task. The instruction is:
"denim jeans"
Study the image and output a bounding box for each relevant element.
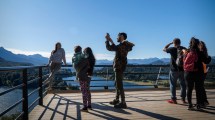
[169,70,186,100]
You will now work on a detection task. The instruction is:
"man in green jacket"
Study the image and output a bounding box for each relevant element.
[105,32,135,108]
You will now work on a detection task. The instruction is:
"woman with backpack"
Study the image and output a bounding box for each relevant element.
[183,37,210,110]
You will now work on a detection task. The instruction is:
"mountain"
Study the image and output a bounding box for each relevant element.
[95,59,112,65]
[150,60,167,65]
[210,56,215,64]
[0,57,33,67]
[128,58,161,64]
[0,47,48,65]
[96,58,170,65]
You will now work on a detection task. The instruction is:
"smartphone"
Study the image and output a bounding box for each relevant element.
[106,33,110,37]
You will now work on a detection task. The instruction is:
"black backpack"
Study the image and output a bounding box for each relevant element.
[176,47,184,68]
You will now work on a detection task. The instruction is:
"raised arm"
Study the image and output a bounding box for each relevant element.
[163,42,173,52]
[105,33,117,51]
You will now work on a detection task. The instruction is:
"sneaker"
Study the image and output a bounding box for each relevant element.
[114,102,127,109]
[196,104,202,111]
[204,100,209,106]
[187,104,194,110]
[167,99,177,104]
[81,107,88,112]
[88,105,92,110]
[109,99,120,105]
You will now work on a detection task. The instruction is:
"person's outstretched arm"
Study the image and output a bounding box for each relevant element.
[105,33,117,51]
[163,42,173,52]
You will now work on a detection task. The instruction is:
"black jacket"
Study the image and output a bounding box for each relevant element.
[106,40,134,72]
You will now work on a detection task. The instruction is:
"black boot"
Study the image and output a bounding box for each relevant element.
[81,106,88,112]
[109,99,120,105]
[114,102,127,109]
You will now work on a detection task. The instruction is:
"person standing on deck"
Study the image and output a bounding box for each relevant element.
[72,46,95,112]
[105,32,135,108]
[198,41,211,106]
[47,42,67,90]
[163,38,187,104]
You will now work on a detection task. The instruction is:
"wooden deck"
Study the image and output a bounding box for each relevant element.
[29,89,215,120]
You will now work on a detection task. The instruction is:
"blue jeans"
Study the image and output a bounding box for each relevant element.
[169,70,186,100]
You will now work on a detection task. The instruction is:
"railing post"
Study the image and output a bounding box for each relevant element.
[154,67,162,88]
[39,67,43,105]
[22,68,28,120]
[104,67,109,90]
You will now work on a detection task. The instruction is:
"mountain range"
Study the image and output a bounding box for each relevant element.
[0,47,48,66]
[96,58,170,65]
[1,47,214,66]
[0,57,33,67]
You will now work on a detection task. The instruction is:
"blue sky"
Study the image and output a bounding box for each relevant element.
[0,0,215,62]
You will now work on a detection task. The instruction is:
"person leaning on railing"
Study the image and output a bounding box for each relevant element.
[47,42,67,90]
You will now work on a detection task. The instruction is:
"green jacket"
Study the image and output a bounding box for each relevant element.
[106,40,135,72]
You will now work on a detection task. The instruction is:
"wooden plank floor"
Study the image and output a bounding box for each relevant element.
[29,89,215,120]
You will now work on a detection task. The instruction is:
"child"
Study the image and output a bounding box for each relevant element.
[72,46,88,81]
[72,46,88,67]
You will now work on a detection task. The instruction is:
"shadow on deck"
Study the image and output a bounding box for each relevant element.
[29,89,215,120]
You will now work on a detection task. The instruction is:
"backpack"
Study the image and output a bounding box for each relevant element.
[183,50,198,72]
[175,47,184,68]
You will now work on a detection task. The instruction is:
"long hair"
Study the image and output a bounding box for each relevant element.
[188,37,200,52]
[84,47,96,75]
[53,42,61,54]
[200,41,208,57]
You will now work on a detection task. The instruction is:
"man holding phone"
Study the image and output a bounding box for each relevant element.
[105,32,135,108]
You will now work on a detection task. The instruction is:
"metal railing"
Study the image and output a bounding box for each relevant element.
[53,65,215,90]
[0,66,49,120]
[0,64,215,120]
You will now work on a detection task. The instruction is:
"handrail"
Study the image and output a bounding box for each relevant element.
[0,66,46,120]
[0,84,23,96]
[0,66,43,72]
[0,64,215,120]
[0,64,215,70]
[28,88,40,97]
[27,77,40,85]
[0,98,24,116]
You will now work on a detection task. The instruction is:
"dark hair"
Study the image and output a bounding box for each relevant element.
[200,41,208,57]
[53,42,61,54]
[118,32,127,40]
[74,46,82,53]
[84,47,96,75]
[189,37,200,51]
[173,38,181,45]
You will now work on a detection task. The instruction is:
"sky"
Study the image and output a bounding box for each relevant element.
[0,0,215,62]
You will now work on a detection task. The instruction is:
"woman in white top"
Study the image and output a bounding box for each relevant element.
[48,42,67,89]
